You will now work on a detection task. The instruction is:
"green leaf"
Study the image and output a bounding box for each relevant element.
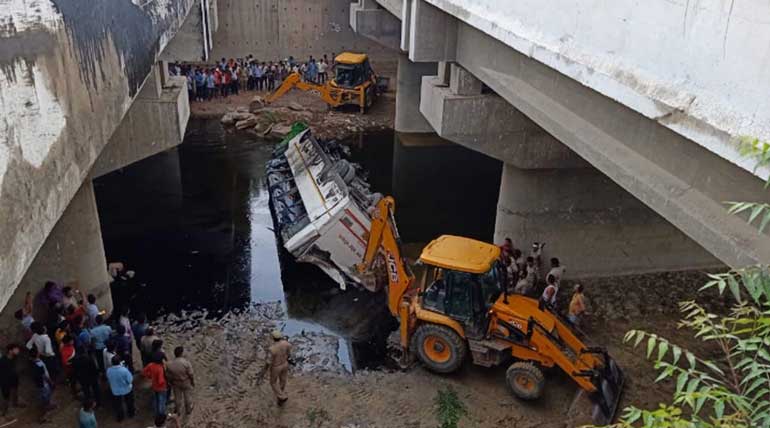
[686,352,696,369]
[657,341,669,361]
[759,212,770,234]
[686,378,699,394]
[647,336,656,359]
[714,399,725,419]
[749,204,766,224]
[728,275,743,303]
[672,345,682,365]
[675,371,688,393]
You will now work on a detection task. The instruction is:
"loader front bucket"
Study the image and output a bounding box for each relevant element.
[589,354,625,425]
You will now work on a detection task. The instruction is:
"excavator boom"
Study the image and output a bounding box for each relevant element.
[357,196,414,316]
[265,72,343,107]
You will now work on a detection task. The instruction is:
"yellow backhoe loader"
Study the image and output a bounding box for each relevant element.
[356,196,624,424]
[266,52,386,113]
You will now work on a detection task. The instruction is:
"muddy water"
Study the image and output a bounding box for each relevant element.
[94,118,501,371]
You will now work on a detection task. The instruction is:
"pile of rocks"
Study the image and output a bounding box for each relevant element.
[219,95,391,140]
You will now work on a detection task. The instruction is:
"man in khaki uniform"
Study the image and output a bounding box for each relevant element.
[268,330,291,405]
[166,346,195,418]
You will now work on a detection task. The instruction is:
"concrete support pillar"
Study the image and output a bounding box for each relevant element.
[1,180,112,339]
[450,63,482,95]
[408,0,457,62]
[395,54,436,133]
[436,61,451,86]
[494,164,722,278]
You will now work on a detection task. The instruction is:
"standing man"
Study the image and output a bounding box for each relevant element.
[30,347,55,423]
[84,294,100,328]
[73,346,101,407]
[106,356,135,422]
[89,315,112,373]
[166,346,195,418]
[26,322,57,382]
[568,284,587,327]
[142,355,168,417]
[267,330,291,405]
[547,258,565,286]
[540,274,559,309]
[0,344,23,420]
[14,292,34,341]
[114,325,133,374]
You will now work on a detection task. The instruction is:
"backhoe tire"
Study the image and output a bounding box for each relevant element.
[411,324,466,373]
[506,362,545,400]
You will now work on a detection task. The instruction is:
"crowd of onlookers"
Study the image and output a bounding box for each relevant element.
[498,238,587,326]
[174,54,335,102]
[2,276,194,427]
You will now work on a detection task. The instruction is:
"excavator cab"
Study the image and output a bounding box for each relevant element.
[333,52,373,88]
[421,266,502,339]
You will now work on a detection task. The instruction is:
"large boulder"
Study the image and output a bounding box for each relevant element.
[287,102,306,112]
[270,124,293,138]
[235,114,259,130]
[249,96,265,113]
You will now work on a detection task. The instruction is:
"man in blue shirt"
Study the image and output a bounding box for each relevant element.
[106,357,134,421]
[89,315,112,373]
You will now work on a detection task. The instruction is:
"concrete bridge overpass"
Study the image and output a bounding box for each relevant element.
[0,0,217,321]
[351,0,770,277]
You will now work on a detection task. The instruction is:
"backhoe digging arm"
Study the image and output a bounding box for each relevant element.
[266,72,342,107]
[357,196,415,317]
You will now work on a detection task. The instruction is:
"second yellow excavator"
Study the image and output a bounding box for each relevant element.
[356,196,624,425]
[265,52,386,113]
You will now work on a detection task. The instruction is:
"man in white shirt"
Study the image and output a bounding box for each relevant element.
[317,60,328,83]
[547,258,566,286]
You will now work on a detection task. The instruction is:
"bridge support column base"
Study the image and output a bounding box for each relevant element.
[494,163,722,278]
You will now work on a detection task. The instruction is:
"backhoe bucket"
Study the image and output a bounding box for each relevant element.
[589,354,625,425]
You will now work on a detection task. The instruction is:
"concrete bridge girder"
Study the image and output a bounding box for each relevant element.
[351,0,770,272]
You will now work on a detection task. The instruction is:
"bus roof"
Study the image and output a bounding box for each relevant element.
[419,235,500,274]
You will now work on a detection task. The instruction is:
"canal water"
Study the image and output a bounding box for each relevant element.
[94,118,501,371]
